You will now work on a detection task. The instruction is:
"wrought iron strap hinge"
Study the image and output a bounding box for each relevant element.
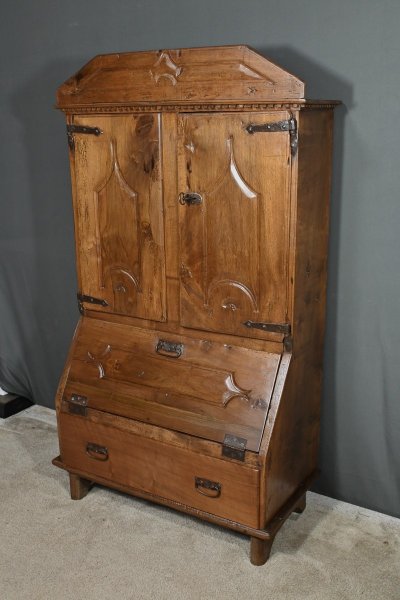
[243,320,291,335]
[77,293,108,314]
[66,124,103,150]
[246,117,298,156]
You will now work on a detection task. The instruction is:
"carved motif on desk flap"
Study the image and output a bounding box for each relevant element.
[222,373,252,407]
[86,344,112,379]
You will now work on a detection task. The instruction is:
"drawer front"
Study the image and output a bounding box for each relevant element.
[59,413,260,528]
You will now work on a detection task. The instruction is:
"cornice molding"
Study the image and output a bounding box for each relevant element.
[58,101,339,114]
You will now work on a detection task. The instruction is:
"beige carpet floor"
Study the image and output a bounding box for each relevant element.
[0,405,399,600]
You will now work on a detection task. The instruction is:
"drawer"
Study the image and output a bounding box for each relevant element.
[59,412,260,528]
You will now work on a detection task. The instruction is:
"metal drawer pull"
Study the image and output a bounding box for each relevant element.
[156,339,184,358]
[179,192,203,206]
[195,477,221,498]
[86,442,109,461]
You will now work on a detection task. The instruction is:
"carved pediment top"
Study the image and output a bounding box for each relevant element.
[57,45,306,108]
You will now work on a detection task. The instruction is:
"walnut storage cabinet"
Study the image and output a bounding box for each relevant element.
[53,46,338,565]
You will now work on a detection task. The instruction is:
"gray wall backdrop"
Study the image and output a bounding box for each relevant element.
[1,0,399,517]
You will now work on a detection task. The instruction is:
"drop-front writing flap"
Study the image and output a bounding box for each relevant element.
[63,318,283,453]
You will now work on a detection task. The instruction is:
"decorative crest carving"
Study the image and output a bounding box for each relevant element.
[150,51,183,86]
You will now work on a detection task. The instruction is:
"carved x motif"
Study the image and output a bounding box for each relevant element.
[150,51,183,86]
[86,345,112,379]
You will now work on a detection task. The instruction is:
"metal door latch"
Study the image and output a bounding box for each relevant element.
[179,192,203,206]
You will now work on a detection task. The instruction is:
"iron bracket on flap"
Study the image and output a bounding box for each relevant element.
[222,434,247,461]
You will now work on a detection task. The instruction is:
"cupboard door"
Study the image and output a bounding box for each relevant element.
[71,114,166,321]
[178,112,291,337]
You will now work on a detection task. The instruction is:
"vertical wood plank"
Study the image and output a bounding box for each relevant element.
[161,112,180,323]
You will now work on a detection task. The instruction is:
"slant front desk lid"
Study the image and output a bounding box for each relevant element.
[56,45,305,108]
[62,319,283,453]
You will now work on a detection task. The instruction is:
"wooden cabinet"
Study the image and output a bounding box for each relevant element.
[53,46,339,565]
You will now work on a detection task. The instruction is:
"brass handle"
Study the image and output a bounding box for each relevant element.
[86,442,109,461]
[156,339,183,358]
[195,477,221,498]
[179,192,203,206]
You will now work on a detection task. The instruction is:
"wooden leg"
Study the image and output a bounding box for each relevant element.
[69,473,92,500]
[293,492,306,514]
[250,536,275,566]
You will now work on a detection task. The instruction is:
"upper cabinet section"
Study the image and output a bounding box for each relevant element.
[56,45,305,109]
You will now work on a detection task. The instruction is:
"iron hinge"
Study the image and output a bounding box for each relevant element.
[222,434,247,462]
[243,320,291,335]
[67,394,88,416]
[246,116,298,156]
[77,293,108,314]
[284,335,293,352]
[66,124,103,150]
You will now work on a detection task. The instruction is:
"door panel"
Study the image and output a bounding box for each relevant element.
[178,112,291,337]
[72,114,166,321]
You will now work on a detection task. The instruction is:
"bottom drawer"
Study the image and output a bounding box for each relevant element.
[59,412,260,528]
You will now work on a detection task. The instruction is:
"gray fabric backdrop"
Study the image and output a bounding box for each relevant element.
[1,0,399,517]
